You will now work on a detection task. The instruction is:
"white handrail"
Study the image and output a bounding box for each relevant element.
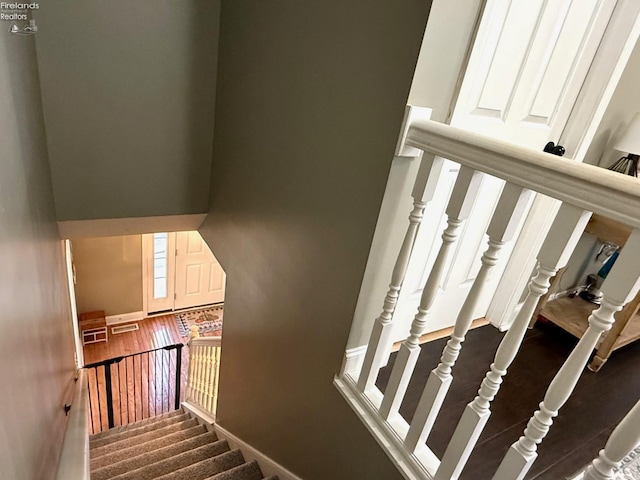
[406,119,640,229]
[190,335,222,348]
[55,369,90,480]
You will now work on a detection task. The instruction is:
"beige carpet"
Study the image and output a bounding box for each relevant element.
[89,408,277,480]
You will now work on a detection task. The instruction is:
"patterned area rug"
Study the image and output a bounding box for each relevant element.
[569,446,640,479]
[175,305,223,337]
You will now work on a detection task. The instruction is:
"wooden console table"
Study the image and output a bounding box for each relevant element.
[533,214,640,372]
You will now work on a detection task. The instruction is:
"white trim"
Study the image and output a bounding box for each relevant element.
[213,423,304,480]
[143,232,177,314]
[105,311,145,326]
[111,323,139,334]
[63,240,84,368]
[181,401,217,425]
[57,213,207,239]
[142,234,149,317]
[406,120,640,228]
[334,373,439,480]
[56,370,90,480]
[340,345,367,377]
[395,106,433,157]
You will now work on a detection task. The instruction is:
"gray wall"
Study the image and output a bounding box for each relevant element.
[35,0,220,221]
[199,1,430,478]
[0,31,77,479]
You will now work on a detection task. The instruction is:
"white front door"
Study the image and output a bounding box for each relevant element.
[392,0,619,340]
[174,231,226,310]
[144,231,225,314]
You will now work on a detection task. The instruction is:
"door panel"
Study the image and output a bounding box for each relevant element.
[174,231,225,310]
[145,231,225,313]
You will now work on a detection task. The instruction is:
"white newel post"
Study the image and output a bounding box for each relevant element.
[493,228,640,480]
[405,183,534,451]
[435,204,592,480]
[357,154,444,392]
[584,398,640,480]
[379,166,484,420]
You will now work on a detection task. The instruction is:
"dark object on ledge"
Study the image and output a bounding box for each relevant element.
[544,141,566,157]
[607,153,639,177]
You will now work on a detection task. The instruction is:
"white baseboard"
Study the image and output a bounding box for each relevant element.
[213,424,303,480]
[105,311,145,326]
[181,401,216,426]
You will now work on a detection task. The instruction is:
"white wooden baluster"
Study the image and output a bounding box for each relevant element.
[202,345,212,410]
[188,345,199,403]
[212,346,221,414]
[186,327,200,401]
[435,204,592,480]
[186,350,196,401]
[379,166,484,420]
[405,184,533,450]
[584,398,640,480]
[357,155,445,392]
[205,347,214,412]
[493,228,640,480]
[196,346,206,407]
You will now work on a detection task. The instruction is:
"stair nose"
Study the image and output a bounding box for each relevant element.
[204,460,264,480]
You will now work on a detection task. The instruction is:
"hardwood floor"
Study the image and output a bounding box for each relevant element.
[83,313,221,433]
[376,319,640,479]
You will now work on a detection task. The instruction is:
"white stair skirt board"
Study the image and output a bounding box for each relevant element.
[105,311,145,326]
[182,402,302,480]
[111,323,139,335]
[214,425,303,480]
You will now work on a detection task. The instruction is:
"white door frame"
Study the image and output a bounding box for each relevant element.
[63,240,84,368]
[487,0,640,330]
[142,232,177,316]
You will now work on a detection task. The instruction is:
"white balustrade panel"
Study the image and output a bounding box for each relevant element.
[584,398,640,480]
[379,166,484,420]
[358,154,444,393]
[187,336,222,418]
[493,228,640,480]
[405,183,534,451]
[435,204,592,480]
[337,116,640,480]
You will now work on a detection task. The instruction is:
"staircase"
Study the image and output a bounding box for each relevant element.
[89,409,278,480]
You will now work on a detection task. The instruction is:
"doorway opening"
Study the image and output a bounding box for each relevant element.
[143,231,226,315]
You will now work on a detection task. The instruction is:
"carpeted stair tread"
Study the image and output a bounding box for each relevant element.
[263,476,280,480]
[204,460,264,480]
[90,412,191,448]
[89,408,184,442]
[91,432,222,480]
[153,449,246,480]
[109,441,234,480]
[90,423,207,470]
[90,417,200,459]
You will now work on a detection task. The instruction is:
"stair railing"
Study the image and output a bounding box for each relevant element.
[582,397,640,480]
[84,342,184,433]
[335,117,640,479]
[185,335,222,420]
[56,369,90,480]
